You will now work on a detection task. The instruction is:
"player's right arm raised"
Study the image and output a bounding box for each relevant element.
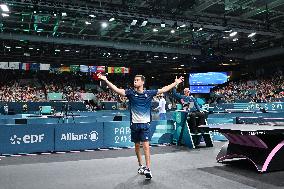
[97,73,126,96]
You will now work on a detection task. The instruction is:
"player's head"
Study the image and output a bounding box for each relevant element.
[184,88,190,96]
[134,75,145,88]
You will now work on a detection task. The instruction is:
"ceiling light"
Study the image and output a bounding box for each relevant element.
[85,21,91,25]
[131,19,137,26]
[224,29,232,33]
[62,12,67,17]
[170,29,175,34]
[154,55,159,58]
[180,24,186,28]
[161,22,165,28]
[16,46,22,49]
[229,31,237,37]
[65,49,70,52]
[29,47,33,50]
[37,49,40,51]
[55,49,60,52]
[101,22,108,28]
[164,56,167,59]
[89,14,95,18]
[0,4,9,12]
[109,17,115,22]
[220,63,230,66]
[223,36,229,39]
[5,46,11,49]
[173,57,178,60]
[54,13,57,16]
[248,32,256,38]
[153,28,158,32]
[180,64,184,67]
[1,13,9,17]
[76,50,80,53]
[197,27,203,31]
[141,20,148,27]
[230,59,233,62]
[233,38,238,41]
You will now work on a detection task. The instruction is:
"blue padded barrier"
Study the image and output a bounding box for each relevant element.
[0,124,55,154]
[54,123,104,151]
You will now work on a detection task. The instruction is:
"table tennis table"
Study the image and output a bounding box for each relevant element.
[200,124,284,173]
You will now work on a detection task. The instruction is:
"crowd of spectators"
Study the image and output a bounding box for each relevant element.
[0,71,46,102]
[0,71,89,102]
[0,82,46,102]
[39,72,87,102]
[0,69,283,105]
[211,72,284,103]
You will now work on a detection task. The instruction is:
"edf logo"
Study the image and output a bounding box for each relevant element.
[10,134,45,145]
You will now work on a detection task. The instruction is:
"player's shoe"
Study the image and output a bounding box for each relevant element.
[144,168,152,180]
[138,165,146,175]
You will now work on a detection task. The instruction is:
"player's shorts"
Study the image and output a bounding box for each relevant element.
[130,123,151,143]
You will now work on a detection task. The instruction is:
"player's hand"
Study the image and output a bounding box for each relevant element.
[97,73,107,81]
[175,76,184,85]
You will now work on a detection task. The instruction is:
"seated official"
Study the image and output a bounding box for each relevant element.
[173,86,205,133]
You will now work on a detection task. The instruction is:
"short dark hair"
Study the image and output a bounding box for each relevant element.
[134,75,145,82]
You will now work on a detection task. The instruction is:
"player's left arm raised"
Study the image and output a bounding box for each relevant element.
[157,76,184,94]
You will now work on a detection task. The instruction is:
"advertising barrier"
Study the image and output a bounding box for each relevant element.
[0,125,54,154]
[54,123,104,151]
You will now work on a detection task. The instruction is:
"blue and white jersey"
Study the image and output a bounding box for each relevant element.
[125,89,158,123]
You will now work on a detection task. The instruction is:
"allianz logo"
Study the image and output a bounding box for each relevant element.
[61,131,98,142]
[10,134,45,145]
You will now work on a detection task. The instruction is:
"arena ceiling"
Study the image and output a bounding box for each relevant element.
[0,0,283,74]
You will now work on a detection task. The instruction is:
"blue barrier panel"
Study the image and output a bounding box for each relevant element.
[207,115,232,141]
[103,121,133,147]
[0,102,87,114]
[96,116,116,122]
[207,117,234,125]
[101,101,118,110]
[212,102,284,112]
[54,123,104,151]
[210,131,227,141]
[150,120,174,144]
[0,119,16,124]
[0,125,54,154]
[26,117,59,124]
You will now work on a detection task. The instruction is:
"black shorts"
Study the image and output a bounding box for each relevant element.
[130,123,151,143]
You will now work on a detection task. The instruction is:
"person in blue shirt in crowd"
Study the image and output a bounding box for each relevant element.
[98,73,184,180]
[173,85,205,134]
